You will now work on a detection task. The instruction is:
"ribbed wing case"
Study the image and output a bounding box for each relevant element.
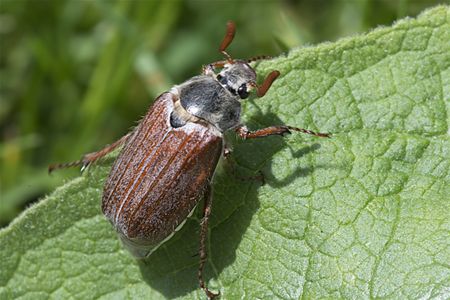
[102,92,222,254]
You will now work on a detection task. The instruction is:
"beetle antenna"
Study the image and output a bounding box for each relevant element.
[219,21,235,63]
[256,70,280,97]
[247,55,272,63]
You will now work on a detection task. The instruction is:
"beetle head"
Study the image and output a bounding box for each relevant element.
[216,61,256,100]
[214,59,280,99]
[213,21,280,99]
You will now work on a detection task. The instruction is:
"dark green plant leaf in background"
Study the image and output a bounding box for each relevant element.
[1,6,449,299]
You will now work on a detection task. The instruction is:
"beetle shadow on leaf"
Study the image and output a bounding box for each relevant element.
[230,108,325,188]
[136,106,326,298]
[262,142,322,188]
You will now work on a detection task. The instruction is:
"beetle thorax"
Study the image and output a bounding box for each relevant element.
[171,75,242,132]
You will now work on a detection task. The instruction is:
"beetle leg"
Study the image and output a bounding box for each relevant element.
[48,132,132,173]
[246,55,272,63]
[198,185,219,299]
[202,61,227,76]
[222,151,266,185]
[201,20,237,76]
[222,138,265,183]
[223,143,232,159]
[219,21,236,63]
[225,160,265,184]
[235,125,331,139]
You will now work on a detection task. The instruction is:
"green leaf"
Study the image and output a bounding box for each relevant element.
[1,6,449,299]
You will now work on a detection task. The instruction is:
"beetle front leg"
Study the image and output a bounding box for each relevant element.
[198,185,219,299]
[202,61,227,76]
[235,125,330,139]
[48,132,132,173]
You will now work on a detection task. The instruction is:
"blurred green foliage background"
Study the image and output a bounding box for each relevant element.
[0,0,443,227]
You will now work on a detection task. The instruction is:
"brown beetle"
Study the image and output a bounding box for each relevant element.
[50,21,329,299]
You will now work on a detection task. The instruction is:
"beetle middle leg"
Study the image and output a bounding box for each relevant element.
[222,146,265,184]
[198,185,219,299]
[48,132,132,173]
[201,20,237,76]
[219,21,235,62]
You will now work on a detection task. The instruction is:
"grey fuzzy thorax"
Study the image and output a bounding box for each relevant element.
[177,75,241,132]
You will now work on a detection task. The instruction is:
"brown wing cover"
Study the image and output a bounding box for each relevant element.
[102,92,222,246]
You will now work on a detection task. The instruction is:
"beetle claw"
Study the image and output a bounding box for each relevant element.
[204,289,220,300]
[281,129,292,136]
[80,161,90,173]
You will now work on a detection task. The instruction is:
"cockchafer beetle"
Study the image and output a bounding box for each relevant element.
[49,21,330,299]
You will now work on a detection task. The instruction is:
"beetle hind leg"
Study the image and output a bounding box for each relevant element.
[223,154,266,185]
[198,185,220,299]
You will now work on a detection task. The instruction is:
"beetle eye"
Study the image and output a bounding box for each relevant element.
[217,74,227,85]
[238,84,249,99]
